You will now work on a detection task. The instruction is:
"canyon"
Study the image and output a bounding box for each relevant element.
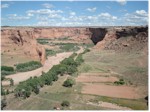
[1,26,148,66]
[1,26,148,110]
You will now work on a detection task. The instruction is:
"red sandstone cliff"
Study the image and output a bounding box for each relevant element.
[1,26,148,65]
[1,28,46,64]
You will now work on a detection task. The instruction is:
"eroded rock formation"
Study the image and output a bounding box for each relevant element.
[1,28,46,64]
[1,26,148,64]
[94,26,148,51]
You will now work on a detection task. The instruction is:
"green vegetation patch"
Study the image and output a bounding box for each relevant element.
[114,79,125,85]
[61,100,70,107]
[63,78,75,87]
[91,96,148,110]
[1,66,15,76]
[59,43,80,52]
[46,49,56,56]
[14,49,89,98]
[36,38,50,44]
[16,61,42,72]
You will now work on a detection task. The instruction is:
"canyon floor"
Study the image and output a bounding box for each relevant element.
[1,27,148,110]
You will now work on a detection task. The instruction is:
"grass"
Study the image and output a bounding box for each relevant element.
[36,38,51,45]
[3,45,148,110]
[1,54,34,67]
[45,49,64,58]
[5,75,106,110]
[81,49,148,86]
[59,44,80,52]
[89,96,148,110]
[16,61,42,72]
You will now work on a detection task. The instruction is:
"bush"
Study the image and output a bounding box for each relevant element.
[1,76,5,81]
[15,52,86,98]
[61,100,70,107]
[75,54,84,65]
[1,66,15,76]
[59,43,79,52]
[1,99,7,110]
[1,71,15,76]
[37,39,49,45]
[46,49,56,57]
[16,61,42,72]
[10,79,14,86]
[63,78,75,87]
[114,79,125,85]
[1,66,14,71]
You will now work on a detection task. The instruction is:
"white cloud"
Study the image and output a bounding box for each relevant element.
[61,17,69,21]
[7,14,30,20]
[26,9,63,15]
[123,10,148,25]
[86,7,97,12]
[99,13,117,20]
[37,21,49,26]
[116,0,127,5]
[135,10,148,17]
[48,13,61,18]
[99,13,111,17]
[42,3,54,9]
[70,11,76,16]
[1,4,9,8]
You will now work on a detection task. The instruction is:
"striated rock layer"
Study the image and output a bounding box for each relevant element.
[94,26,148,52]
[1,26,148,64]
[1,28,46,64]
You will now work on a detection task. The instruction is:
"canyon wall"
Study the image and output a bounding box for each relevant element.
[1,28,46,64]
[33,27,92,42]
[94,26,148,51]
[1,26,148,64]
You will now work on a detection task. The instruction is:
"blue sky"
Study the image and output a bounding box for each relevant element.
[1,1,148,26]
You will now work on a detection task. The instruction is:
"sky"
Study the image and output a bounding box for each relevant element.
[1,1,148,26]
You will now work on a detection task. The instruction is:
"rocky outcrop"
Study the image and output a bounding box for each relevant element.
[1,26,148,65]
[94,26,148,51]
[33,27,92,42]
[1,28,46,64]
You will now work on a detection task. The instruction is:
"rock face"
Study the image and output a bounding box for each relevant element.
[1,26,148,65]
[1,28,46,64]
[94,26,148,51]
[33,27,92,43]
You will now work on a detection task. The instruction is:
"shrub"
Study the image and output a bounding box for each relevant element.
[10,79,14,86]
[37,39,49,45]
[1,66,15,75]
[46,49,56,57]
[1,99,7,110]
[1,76,5,81]
[114,79,125,85]
[1,71,15,76]
[63,78,75,87]
[61,100,70,107]
[1,87,5,96]
[1,66,14,71]
[16,61,42,72]
[15,51,86,98]
[75,54,84,65]
[59,44,79,52]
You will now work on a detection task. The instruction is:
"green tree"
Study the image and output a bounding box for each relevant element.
[10,79,14,86]
[63,78,75,87]
[61,100,70,107]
